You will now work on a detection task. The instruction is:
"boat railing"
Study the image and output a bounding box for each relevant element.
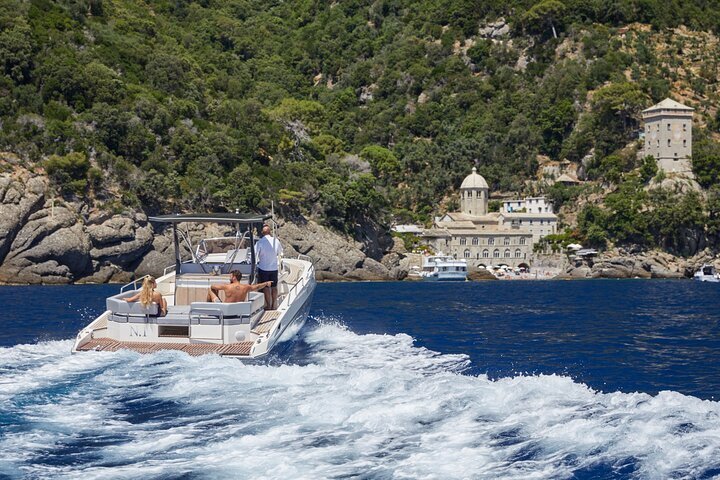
[283,262,314,305]
[297,253,315,265]
[284,276,305,305]
[163,264,176,276]
[120,274,152,293]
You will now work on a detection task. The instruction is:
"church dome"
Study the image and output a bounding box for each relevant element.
[460,167,488,189]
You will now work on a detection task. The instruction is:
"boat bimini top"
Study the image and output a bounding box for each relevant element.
[149,212,272,283]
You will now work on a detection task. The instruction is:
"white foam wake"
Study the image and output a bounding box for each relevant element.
[1,320,719,479]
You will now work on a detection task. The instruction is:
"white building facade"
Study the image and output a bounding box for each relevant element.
[502,196,554,214]
[423,168,558,268]
[642,98,693,175]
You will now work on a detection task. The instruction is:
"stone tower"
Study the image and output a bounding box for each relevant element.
[460,167,489,216]
[642,98,693,175]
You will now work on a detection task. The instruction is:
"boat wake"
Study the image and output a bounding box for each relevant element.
[1,317,720,479]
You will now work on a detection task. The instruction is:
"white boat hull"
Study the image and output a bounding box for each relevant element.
[422,272,467,281]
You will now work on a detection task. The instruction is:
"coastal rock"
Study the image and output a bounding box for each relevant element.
[591,256,651,279]
[134,233,176,278]
[88,215,154,267]
[0,175,46,264]
[278,218,395,280]
[0,203,91,284]
[468,269,497,281]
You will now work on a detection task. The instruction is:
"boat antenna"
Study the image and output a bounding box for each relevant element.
[271,200,276,236]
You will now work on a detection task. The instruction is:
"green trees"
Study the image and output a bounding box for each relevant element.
[0,17,33,83]
[2,0,720,247]
[521,0,566,39]
[360,145,401,180]
[692,131,720,189]
[45,152,90,195]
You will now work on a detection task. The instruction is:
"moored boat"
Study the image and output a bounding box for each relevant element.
[72,213,316,358]
[693,264,720,282]
[421,254,467,281]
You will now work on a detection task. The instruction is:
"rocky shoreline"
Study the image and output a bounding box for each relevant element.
[0,168,414,284]
[0,169,715,284]
[558,248,716,280]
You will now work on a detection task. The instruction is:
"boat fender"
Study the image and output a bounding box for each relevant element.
[235,331,246,342]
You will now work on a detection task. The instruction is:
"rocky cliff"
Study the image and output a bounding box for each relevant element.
[0,168,410,284]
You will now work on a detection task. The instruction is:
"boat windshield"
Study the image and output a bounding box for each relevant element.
[197,236,249,256]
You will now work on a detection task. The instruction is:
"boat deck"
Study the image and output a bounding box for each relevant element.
[76,338,254,356]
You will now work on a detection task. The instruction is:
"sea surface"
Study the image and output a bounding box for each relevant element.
[1,280,720,479]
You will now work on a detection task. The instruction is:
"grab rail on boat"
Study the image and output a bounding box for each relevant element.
[163,264,175,276]
[297,253,315,265]
[120,274,152,293]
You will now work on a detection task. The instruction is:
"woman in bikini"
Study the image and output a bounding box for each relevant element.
[126,276,167,316]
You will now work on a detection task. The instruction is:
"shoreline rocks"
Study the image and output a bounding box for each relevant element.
[559,248,708,280]
[0,169,411,284]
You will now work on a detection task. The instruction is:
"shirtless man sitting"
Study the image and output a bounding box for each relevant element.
[206,270,271,303]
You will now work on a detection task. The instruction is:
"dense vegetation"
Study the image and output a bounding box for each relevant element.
[2,0,720,252]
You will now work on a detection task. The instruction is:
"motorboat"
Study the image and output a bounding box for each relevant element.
[693,264,720,282]
[421,254,467,281]
[72,213,316,358]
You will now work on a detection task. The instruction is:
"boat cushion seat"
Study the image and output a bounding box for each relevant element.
[106,290,159,316]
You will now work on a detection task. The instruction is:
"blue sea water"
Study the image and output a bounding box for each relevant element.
[1,280,720,479]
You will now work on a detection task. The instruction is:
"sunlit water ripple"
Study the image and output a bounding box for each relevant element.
[1,280,720,479]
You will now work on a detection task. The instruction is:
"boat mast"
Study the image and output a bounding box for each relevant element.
[249,225,256,284]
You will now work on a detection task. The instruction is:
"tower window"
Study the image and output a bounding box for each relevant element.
[683,139,687,147]
[668,139,671,147]
[472,237,479,245]
[667,123,671,131]
[460,237,466,245]
[683,123,687,132]
[488,238,494,245]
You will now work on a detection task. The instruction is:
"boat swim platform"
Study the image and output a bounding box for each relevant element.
[77,338,254,356]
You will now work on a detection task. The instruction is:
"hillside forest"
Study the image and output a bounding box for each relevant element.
[3,0,720,256]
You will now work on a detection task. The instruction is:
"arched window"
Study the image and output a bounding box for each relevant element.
[460,237,466,245]
[504,237,510,245]
[504,249,511,258]
[667,139,671,147]
[482,249,489,258]
[519,237,526,245]
[464,249,470,258]
[515,249,522,258]
[488,237,495,245]
[476,190,481,198]
[472,237,479,245]
[493,249,500,258]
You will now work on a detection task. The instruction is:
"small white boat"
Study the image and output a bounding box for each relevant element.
[694,264,720,282]
[72,213,316,358]
[421,254,467,281]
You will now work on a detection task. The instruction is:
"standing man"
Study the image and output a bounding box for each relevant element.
[255,224,283,310]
